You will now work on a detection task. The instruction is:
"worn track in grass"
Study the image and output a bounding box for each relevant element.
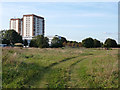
[45,56,79,69]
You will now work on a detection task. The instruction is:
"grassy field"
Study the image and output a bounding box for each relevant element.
[2,47,118,88]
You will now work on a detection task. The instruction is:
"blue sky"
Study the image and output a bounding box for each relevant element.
[1,2,118,43]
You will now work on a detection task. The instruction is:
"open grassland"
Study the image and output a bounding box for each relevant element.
[2,47,118,88]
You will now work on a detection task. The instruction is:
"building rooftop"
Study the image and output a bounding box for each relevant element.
[10,18,22,20]
[23,14,44,19]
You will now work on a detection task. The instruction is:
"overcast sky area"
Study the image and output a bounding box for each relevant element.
[0,2,118,43]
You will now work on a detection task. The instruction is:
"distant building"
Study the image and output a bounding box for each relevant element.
[47,35,62,46]
[10,14,45,41]
[47,36,54,46]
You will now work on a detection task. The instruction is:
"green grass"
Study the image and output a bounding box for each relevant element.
[2,47,118,88]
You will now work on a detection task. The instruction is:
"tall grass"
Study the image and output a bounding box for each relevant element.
[2,47,118,88]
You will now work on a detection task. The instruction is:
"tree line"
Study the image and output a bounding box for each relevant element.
[0,29,119,48]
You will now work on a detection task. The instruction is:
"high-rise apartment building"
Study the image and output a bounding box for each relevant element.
[10,14,45,40]
[10,18,23,35]
[23,14,44,40]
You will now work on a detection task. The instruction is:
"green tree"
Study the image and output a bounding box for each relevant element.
[61,37,67,44]
[0,30,9,45]
[1,30,23,45]
[104,38,117,48]
[82,37,94,48]
[43,37,49,48]
[23,39,28,47]
[29,35,49,48]
[94,39,101,48]
[51,37,60,48]
[29,39,37,47]
[101,42,104,48]
[0,30,6,40]
[117,44,120,48]
[51,36,67,48]
[36,35,44,48]
[1,30,10,45]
